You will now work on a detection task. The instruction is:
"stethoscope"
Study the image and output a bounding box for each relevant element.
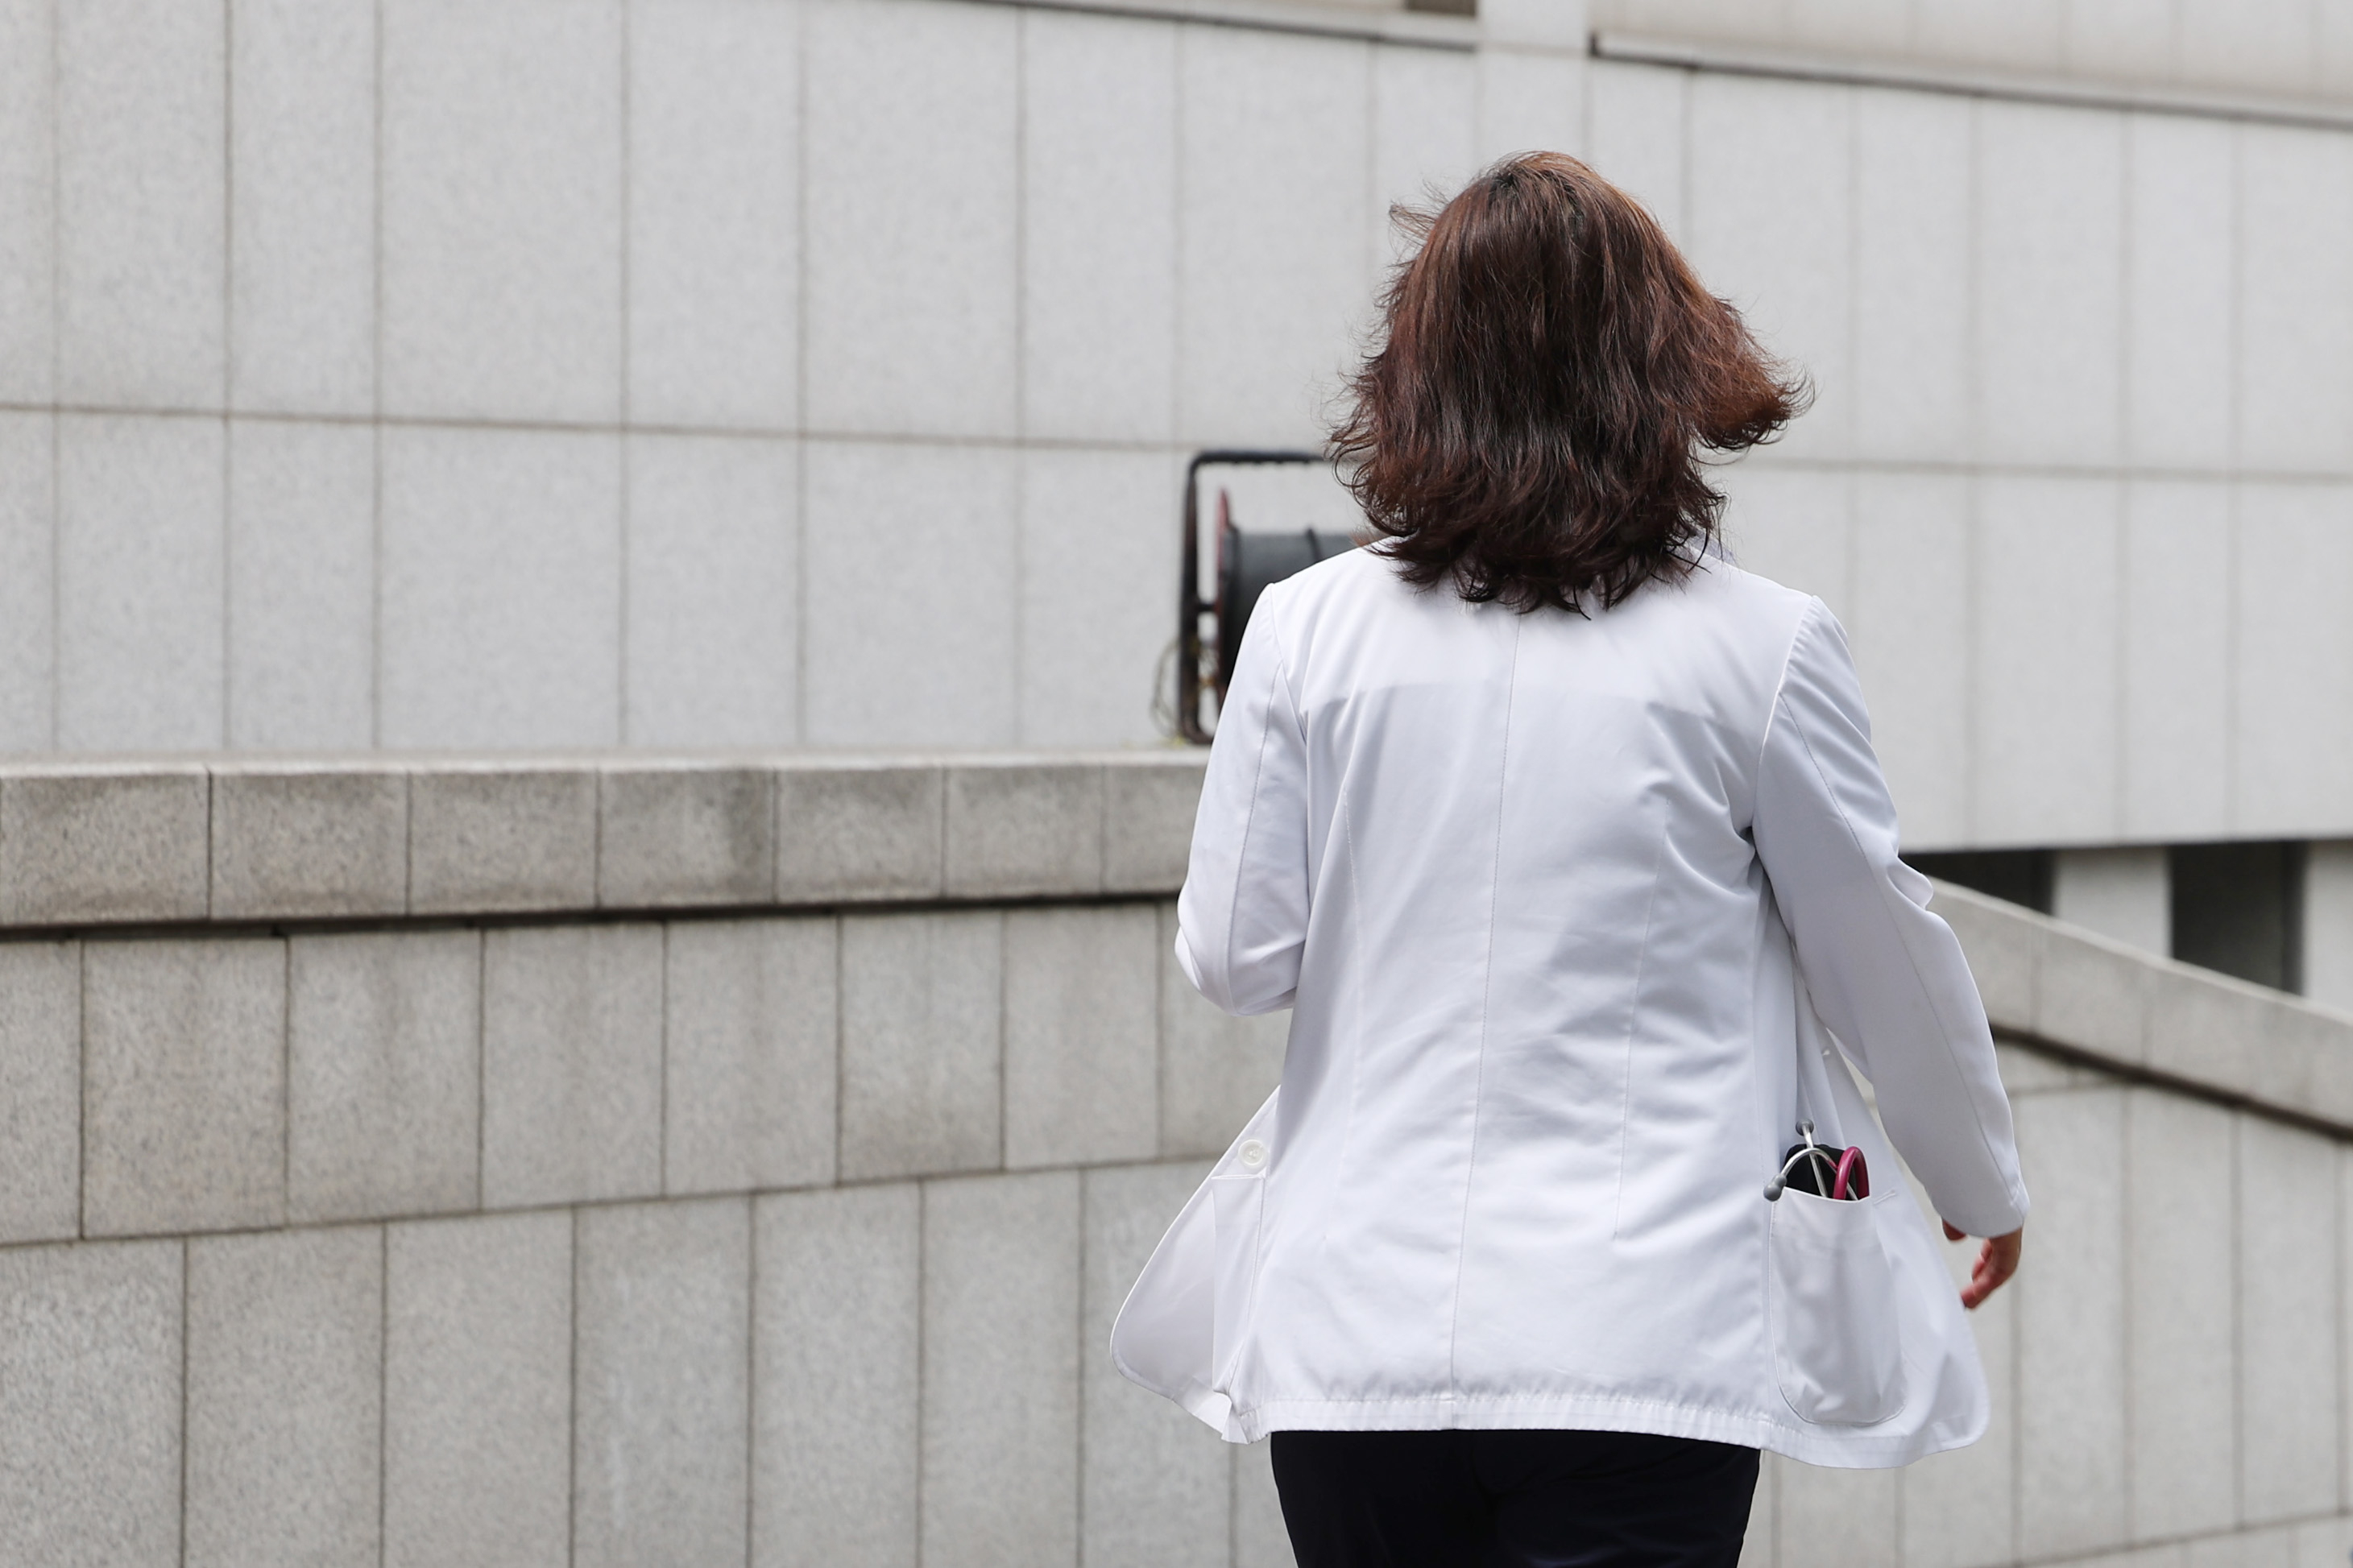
[1763,1120,1869,1203]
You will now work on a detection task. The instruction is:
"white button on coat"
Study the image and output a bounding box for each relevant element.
[1112,547,2029,1468]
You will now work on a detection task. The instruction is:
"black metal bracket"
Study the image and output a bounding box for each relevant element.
[1176,449,1324,743]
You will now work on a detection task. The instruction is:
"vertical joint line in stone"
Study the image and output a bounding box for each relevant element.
[568,1205,582,1567]
[2337,1136,2349,1516]
[2111,480,2127,836]
[378,1223,389,1568]
[618,436,632,747]
[657,921,670,1195]
[205,767,218,920]
[1012,7,1028,445]
[280,935,293,1221]
[1072,1169,1088,1568]
[996,911,1009,1169]
[618,0,633,430]
[400,770,414,915]
[1089,767,1105,899]
[934,768,951,892]
[221,0,234,413]
[914,1180,928,1568]
[48,407,61,749]
[1961,473,1982,847]
[221,418,235,746]
[368,420,384,751]
[474,928,488,1210]
[1009,13,1030,743]
[2103,112,2127,837]
[2230,1110,2246,1526]
[220,0,235,747]
[369,0,387,751]
[615,0,634,747]
[743,1196,757,1568]
[2220,124,2243,833]
[219,0,234,747]
[2119,110,2138,469]
[791,0,810,747]
[593,769,608,911]
[792,421,808,747]
[832,914,846,1187]
[179,1235,192,1568]
[45,0,60,414]
[1961,95,1984,847]
[1170,23,1187,464]
[2221,478,2240,834]
[76,937,88,1239]
[2119,1090,2138,1533]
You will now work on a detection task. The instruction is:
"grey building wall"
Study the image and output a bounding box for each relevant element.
[0,752,2349,1568]
[0,0,1575,761]
[8,0,2353,862]
[1595,0,2353,102]
[6,6,2349,1559]
[1626,51,2353,854]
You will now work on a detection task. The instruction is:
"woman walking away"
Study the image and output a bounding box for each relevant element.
[1112,152,2028,1568]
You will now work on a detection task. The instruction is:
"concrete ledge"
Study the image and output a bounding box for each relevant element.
[4,751,2349,1144]
[0,752,1211,930]
[0,764,209,925]
[1931,882,2353,1137]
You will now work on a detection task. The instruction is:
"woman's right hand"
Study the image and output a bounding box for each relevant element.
[1941,1221,2023,1309]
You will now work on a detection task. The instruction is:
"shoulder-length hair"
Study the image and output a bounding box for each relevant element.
[1332,152,1806,613]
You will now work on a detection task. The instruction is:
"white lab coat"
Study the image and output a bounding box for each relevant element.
[1113,546,2029,1468]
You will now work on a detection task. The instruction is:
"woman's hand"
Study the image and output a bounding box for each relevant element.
[1941,1221,2024,1309]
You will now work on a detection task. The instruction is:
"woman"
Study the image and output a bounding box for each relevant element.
[1112,153,2028,1566]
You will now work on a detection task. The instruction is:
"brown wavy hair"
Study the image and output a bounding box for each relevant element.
[1332,153,1807,613]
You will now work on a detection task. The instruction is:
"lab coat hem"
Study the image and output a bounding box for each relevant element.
[1229,1390,1984,1468]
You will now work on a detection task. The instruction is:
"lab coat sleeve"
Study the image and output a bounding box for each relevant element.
[1752,598,2031,1239]
[1175,585,1311,1016]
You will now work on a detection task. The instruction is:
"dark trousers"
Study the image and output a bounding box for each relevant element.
[1270,1429,1760,1568]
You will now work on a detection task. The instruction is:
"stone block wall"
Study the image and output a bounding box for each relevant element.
[1,753,2351,1568]
[0,752,1304,1568]
[14,0,2353,863]
[1593,0,2353,106]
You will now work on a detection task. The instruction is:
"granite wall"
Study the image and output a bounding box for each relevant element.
[0,751,2348,1568]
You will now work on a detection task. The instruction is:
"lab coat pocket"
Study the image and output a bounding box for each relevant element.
[1208,1152,1269,1388]
[1769,1188,1904,1426]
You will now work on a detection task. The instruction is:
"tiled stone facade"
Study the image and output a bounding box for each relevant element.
[1594,0,2353,106]
[9,0,2353,864]
[0,753,2347,1566]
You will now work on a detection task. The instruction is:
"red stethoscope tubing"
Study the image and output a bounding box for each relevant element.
[1830,1145,1868,1202]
